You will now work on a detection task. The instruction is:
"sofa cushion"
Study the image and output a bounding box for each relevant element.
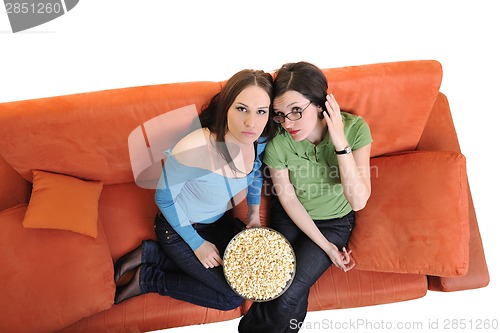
[23,170,103,238]
[0,204,115,333]
[60,293,243,333]
[324,60,443,157]
[0,61,441,183]
[96,182,158,261]
[0,81,222,184]
[350,151,469,276]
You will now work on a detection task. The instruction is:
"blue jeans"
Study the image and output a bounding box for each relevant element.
[138,213,243,310]
[238,196,355,333]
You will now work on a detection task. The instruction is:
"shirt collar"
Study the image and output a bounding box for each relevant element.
[290,131,331,158]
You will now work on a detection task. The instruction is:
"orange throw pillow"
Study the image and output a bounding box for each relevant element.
[350,151,469,277]
[23,170,103,238]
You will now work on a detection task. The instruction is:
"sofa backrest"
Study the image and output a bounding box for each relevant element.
[0,60,442,185]
[323,60,442,157]
[0,81,221,184]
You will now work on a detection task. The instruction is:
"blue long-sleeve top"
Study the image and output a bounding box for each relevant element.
[155,140,266,251]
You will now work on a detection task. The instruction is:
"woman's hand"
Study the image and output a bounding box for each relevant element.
[323,93,349,150]
[323,93,372,211]
[325,243,356,272]
[194,241,222,269]
[246,204,261,228]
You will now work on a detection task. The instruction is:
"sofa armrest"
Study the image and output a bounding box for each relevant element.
[417,92,490,291]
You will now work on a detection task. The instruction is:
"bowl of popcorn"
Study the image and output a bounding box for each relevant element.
[223,227,296,302]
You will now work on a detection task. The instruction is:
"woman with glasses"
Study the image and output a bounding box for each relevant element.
[239,61,372,332]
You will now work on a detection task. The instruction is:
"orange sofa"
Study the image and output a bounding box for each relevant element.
[0,60,489,333]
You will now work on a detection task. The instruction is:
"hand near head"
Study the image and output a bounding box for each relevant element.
[194,241,223,269]
[326,243,356,272]
[323,94,348,149]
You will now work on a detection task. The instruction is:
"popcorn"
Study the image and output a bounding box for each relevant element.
[223,227,296,301]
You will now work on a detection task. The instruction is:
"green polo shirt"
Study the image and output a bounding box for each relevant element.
[264,112,372,219]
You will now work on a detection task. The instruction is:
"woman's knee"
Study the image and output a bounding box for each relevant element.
[275,288,304,309]
[221,294,244,311]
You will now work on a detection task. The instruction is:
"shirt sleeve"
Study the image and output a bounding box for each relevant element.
[246,141,266,206]
[155,151,205,251]
[351,116,373,150]
[262,134,287,170]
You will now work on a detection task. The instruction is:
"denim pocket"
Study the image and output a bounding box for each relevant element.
[345,214,355,232]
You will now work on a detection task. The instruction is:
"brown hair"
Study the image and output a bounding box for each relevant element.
[273,61,328,119]
[199,69,277,167]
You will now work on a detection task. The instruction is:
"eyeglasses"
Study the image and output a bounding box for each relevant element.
[272,102,312,123]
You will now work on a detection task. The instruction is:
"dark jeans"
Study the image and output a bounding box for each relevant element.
[138,213,243,310]
[238,196,355,333]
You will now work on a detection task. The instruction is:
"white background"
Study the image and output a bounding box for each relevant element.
[1,1,498,332]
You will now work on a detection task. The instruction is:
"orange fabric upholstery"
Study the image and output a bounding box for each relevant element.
[60,294,242,333]
[416,92,490,290]
[23,170,103,238]
[97,182,157,261]
[416,92,462,152]
[0,205,115,333]
[0,82,221,184]
[323,60,443,157]
[0,154,30,211]
[428,187,489,291]
[240,269,427,315]
[309,268,426,310]
[0,60,489,332]
[351,151,469,276]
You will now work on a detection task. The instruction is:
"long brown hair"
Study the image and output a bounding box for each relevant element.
[199,69,277,167]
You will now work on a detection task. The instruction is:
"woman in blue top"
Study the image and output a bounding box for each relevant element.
[114,69,277,308]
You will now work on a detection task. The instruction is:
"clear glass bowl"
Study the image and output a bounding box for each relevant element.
[223,227,296,302]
